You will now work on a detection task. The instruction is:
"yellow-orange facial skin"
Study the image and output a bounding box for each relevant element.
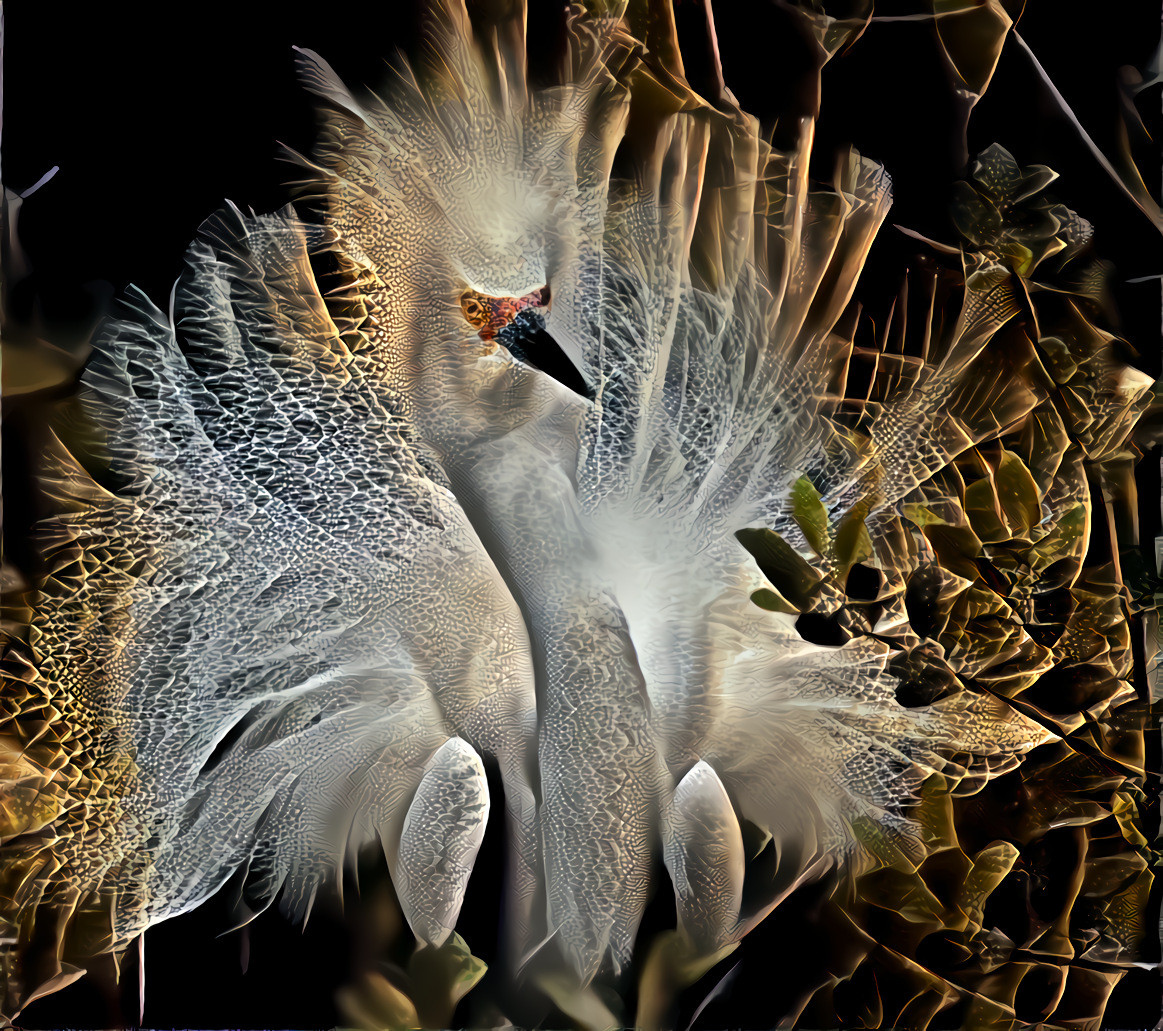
[460,286,547,341]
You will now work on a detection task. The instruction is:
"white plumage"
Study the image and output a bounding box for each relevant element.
[6,2,1147,1025]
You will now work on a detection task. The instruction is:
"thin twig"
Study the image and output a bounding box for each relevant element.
[1011,30,1163,236]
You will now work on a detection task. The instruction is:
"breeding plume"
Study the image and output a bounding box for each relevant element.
[1,2,1153,1027]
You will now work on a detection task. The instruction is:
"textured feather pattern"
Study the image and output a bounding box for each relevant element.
[5,1,1148,1020]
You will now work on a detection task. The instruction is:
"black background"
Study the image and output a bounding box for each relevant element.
[4,2,1160,1027]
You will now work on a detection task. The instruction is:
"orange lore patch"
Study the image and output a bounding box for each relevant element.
[460,286,548,340]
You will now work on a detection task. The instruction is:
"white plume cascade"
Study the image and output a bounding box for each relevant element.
[4,2,1150,1026]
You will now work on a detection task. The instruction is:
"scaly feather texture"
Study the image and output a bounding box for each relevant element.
[0,1,1152,1024]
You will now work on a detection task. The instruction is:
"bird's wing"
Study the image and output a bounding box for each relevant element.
[1,203,537,1014]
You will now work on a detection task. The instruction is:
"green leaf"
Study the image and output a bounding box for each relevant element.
[407,931,487,1027]
[750,588,798,614]
[1002,242,1034,277]
[1112,791,1148,849]
[922,523,984,580]
[1029,504,1087,572]
[934,2,1015,102]
[791,476,830,557]
[994,451,1041,538]
[957,842,1020,933]
[795,0,873,62]
[964,475,1009,543]
[736,527,824,609]
[337,972,421,1031]
[834,498,873,573]
[902,503,947,529]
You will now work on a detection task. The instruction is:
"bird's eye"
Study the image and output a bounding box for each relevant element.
[460,286,548,341]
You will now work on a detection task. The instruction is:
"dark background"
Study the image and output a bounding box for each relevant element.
[4,1,1160,1027]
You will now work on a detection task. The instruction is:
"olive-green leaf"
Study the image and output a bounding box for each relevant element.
[1029,503,1087,572]
[834,498,873,573]
[994,450,1041,538]
[922,523,985,580]
[791,475,830,557]
[934,0,1015,102]
[964,475,1010,543]
[750,588,799,614]
[736,527,824,609]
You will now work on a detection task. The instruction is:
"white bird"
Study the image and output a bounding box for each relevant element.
[1,1,1150,1026]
